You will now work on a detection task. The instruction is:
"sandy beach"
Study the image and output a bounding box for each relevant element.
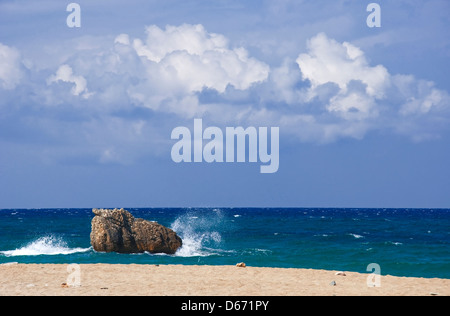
[0,263,448,296]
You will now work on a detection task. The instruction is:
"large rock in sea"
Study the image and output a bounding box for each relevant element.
[90,208,182,254]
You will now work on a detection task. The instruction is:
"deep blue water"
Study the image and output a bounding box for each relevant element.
[0,208,449,279]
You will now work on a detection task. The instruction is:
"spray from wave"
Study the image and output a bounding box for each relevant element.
[170,209,229,257]
[0,236,91,257]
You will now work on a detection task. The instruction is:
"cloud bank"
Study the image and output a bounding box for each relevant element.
[0,24,449,164]
[292,33,449,142]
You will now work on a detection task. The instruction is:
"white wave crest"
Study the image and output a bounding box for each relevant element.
[348,233,364,239]
[0,236,91,257]
[171,210,225,257]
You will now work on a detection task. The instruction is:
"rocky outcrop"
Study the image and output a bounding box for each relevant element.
[90,208,182,254]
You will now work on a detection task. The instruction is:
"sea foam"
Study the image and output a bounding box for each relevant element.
[0,236,91,257]
[170,210,225,257]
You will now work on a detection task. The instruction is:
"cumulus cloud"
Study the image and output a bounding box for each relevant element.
[47,64,91,98]
[296,32,390,122]
[297,33,390,98]
[0,24,272,164]
[133,24,228,63]
[89,24,270,119]
[0,43,23,90]
[393,74,447,116]
[287,33,450,141]
[130,24,270,94]
[2,27,450,165]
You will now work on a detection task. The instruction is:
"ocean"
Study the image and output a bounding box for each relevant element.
[0,208,449,279]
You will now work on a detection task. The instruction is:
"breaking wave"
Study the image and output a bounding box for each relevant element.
[170,209,229,257]
[0,236,91,257]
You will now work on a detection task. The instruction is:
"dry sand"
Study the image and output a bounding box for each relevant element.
[0,263,448,296]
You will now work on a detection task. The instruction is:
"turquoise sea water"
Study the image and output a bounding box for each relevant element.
[0,208,449,279]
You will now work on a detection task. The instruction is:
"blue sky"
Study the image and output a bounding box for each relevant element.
[0,0,449,208]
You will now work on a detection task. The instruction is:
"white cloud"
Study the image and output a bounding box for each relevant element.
[393,74,447,116]
[133,24,228,63]
[267,58,304,105]
[296,33,390,99]
[287,33,450,141]
[0,43,23,90]
[129,24,270,94]
[114,34,130,46]
[328,91,378,121]
[47,64,91,98]
[2,27,450,165]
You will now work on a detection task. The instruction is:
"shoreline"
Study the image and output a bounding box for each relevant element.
[1,263,449,296]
